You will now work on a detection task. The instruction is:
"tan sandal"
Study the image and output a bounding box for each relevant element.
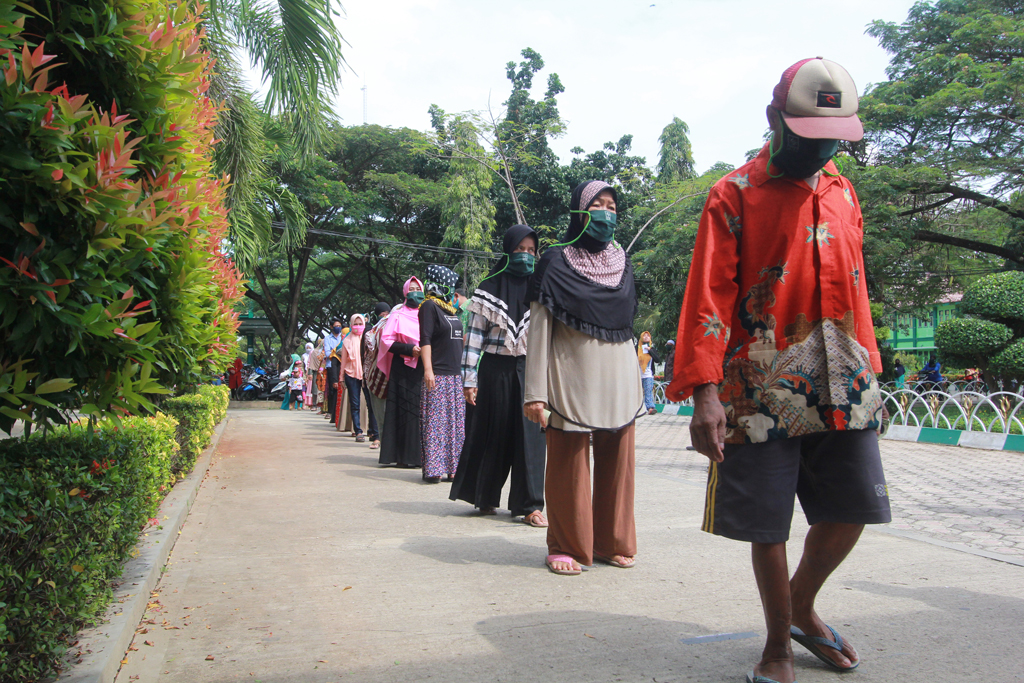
[524,511,549,527]
[594,553,635,568]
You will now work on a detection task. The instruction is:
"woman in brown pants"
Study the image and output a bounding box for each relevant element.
[524,180,645,575]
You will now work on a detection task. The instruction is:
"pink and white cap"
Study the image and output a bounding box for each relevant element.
[770,57,863,141]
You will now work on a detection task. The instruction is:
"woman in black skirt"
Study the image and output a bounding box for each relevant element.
[450,225,547,526]
[378,276,425,468]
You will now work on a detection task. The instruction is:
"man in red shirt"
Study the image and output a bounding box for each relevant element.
[668,58,890,683]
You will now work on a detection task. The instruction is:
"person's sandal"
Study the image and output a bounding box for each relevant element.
[369,440,380,449]
[594,553,636,568]
[524,511,549,527]
[545,554,581,576]
[355,434,366,443]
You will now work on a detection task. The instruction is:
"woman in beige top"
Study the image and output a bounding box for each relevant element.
[525,180,644,575]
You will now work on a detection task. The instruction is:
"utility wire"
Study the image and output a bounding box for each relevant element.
[270,222,501,260]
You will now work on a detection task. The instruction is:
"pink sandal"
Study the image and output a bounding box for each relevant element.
[545,554,581,576]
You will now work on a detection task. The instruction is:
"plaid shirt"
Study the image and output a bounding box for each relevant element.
[461,310,514,388]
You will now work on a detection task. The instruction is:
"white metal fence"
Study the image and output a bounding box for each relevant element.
[655,381,1023,434]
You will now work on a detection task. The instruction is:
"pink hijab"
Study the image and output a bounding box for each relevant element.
[377,276,423,377]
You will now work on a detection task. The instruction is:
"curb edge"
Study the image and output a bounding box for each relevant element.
[54,417,229,683]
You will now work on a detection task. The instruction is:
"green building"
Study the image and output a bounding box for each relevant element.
[888,295,962,353]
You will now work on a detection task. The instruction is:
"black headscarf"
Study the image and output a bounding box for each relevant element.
[528,181,637,343]
[469,224,537,354]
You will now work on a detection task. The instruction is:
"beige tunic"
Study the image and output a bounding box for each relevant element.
[524,302,644,432]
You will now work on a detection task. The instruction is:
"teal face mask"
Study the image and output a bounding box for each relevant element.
[506,251,535,277]
[406,290,424,307]
[584,209,616,242]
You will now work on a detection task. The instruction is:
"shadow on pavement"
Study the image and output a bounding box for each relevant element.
[376,500,466,517]
[197,610,752,683]
[398,534,542,568]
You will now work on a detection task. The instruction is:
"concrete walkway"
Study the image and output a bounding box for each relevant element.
[115,410,1024,683]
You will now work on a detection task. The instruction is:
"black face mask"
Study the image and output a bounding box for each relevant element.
[770,124,839,179]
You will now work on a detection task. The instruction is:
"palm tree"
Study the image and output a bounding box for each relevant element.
[202,0,348,270]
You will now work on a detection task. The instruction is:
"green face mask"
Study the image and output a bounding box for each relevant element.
[406,290,424,307]
[506,251,535,277]
[584,209,617,242]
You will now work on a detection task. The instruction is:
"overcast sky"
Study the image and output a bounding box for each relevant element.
[307,0,921,174]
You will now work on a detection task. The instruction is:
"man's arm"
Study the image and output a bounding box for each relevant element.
[848,182,883,374]
[668,185,742,401]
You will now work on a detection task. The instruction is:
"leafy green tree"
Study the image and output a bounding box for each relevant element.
[244,124,452,361]
[430,108,497,290]
[657,117,696,183]
[856,0,1024,271]
[203,0,347,269]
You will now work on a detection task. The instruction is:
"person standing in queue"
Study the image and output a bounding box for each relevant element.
[362,301,393,449]
[338,314,378,443]
[450,224,547,527]
[324,319,344,422]
[668,58,890,683]
[418,265,465,483]
[378,277,425,468]
[524,180,644,575]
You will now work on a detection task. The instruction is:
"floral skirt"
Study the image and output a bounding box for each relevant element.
[420,374,465,478]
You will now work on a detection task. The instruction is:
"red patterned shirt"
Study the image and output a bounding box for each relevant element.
[667,145,883,444]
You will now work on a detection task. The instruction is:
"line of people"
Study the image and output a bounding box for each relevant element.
[301,56,894,683]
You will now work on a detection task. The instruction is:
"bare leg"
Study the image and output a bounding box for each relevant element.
[789,522,863,669]
[751,542,795,683]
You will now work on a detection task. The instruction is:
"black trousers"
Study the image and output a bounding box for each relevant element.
[449,354,545,516]
[326,363,340,421]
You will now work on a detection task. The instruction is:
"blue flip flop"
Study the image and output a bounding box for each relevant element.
[790,624,859,672]
[746,672,791,683]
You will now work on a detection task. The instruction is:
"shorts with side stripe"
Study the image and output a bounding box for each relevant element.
[702,429,891,543]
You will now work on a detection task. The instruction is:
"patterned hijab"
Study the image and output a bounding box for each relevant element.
[528,180,638,343]
[424,264,459,314]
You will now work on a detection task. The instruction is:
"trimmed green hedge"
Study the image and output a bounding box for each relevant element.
[160,385,229,476]
[0,415,177,681]
[0,384,228,681]
[961,271,1024,334]
[991,338,1024,381]
[934,318,1014,368]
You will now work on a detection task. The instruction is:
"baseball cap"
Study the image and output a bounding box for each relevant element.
[770,57,863,141]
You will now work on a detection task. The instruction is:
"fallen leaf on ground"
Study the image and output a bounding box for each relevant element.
[343,586,352,591]
[143,640,154,647]
[584,634,595,639]
[205,655,215,661]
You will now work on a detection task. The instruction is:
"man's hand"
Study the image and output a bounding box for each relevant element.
[411,345,421,358]
[690,383,727,462]
[464,387,478,405]
[524,401,548,428]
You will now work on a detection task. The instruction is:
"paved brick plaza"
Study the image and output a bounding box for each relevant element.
[635,415,1024,563]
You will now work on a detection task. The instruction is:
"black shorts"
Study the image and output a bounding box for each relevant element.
[702,429,891,543]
